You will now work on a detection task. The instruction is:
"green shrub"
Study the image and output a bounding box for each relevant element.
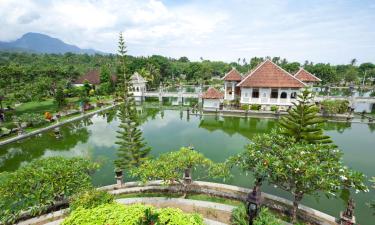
[69,189,114,211]
[62,203,204,225]
[321,99,349,114]
[241,104,250,111]
[253,208,282,225]
[250,104,261,111]
[12,113,47,127]
[0,157,99,224]
[230,203,248,225]
[270,105,278,112]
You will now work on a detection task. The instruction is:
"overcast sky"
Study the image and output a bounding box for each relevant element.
[1,0,374,64]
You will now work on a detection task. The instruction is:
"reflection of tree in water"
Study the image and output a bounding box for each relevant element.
[97,108,118,124]
[0,119,91,172]
[323,122,352,134]
[138,107,161,124]
[368,123,375,133]
[199,116,277,139]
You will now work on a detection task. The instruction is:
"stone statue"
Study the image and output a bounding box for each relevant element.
[343,198,355,219]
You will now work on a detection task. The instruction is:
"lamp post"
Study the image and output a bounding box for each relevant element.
[247,185,261,225]
[115,169,123,187]
[340,198,356,225]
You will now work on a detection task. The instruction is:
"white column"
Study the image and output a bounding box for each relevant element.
[231,82,235,100]
[224,82,227,99]
[277,88,280,104]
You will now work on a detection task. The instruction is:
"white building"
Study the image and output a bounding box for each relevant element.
[202,87,224,110]
[236,60,313,106]
[130,72,147,101]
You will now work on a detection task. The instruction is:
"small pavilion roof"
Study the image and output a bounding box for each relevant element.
[222,68,243,81]
[294,68,321,82]
[237,60,306,88]
[131,72,147,83]
[201,87,224,99]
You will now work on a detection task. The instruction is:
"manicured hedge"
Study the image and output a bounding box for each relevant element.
[0,157,99,224]
[62,203,204,225]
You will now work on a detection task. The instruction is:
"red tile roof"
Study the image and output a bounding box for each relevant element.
[202,87,224,99]
[74,70,117,85]
[294,68,321,82]
[237,60,306,88]
[222,68,243,81]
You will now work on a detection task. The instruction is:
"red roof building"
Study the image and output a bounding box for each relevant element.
[202,87,224,99]
[222,68,243,81]
[74,69,117,85]
[237,60,305,88]
[294,68,321,83]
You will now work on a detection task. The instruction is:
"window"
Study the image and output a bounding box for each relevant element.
[271,89,279,98]
[280,92,287,99]
[291,92,297,99]
[252,89,259,98]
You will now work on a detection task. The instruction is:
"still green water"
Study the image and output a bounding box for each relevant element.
[0,107,374,224]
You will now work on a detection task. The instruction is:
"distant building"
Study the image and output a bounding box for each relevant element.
[130,72,147,101]
[202,87,224,110]
[294,68,321,86]
[73,69,116,87]
[222,68,243,101]
[235,60,310,106]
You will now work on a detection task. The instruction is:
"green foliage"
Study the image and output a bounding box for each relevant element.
[230,129,368,222]
[230,204,248,225]
[0,157,99,224]
[132,147,229,184]
[55,86,67,109]
[279,89,332,144]
[62,203,204,225]
[250,104,261,110]
[69,189,114,211]
[115,33,151,171]
[270,105,278,112]
[240,104,249,111]
[321,99,349,114]
[253,208,282,225]
[12,112,47,127]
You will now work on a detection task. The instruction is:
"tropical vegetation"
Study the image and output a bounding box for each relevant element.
[0,157,99,224]
[61,203,204,225]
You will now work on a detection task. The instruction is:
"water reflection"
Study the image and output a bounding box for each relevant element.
[0,118,91,171]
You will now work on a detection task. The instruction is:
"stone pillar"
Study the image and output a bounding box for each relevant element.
[231,82,235,100]
[340,198,356,225]
[224,82,227,99]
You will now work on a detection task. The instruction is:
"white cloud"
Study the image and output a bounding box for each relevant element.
[0,0,374,64]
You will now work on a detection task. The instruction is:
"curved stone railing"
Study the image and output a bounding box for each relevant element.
[15,180,339,225]
[100,180,339,225]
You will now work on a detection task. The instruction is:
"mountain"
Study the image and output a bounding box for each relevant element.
[0,32,103,54]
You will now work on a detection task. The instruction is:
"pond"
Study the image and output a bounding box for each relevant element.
[0,107,374,224]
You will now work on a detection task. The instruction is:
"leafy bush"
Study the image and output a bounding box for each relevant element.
[62,203,204,225]
[0,157,99,224]
[230,204,248,225]
[270,105,278,112]
[250,104,261,111]
[69,189,114,211]
[12,113,47,127]
[253,208,282,225]
[241,104,250,111]
[321,99,349,114]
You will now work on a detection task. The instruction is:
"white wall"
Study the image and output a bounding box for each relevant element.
[240,87,301,105]
[203,99,221,109]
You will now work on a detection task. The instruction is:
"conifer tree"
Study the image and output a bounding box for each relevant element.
[115,33,151,171]
[279,89,332,144]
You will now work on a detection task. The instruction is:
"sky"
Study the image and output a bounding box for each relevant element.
[0,0,374,64]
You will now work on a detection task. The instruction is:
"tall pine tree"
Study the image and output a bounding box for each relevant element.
[115,33,151,171]
[279,89,332,144]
